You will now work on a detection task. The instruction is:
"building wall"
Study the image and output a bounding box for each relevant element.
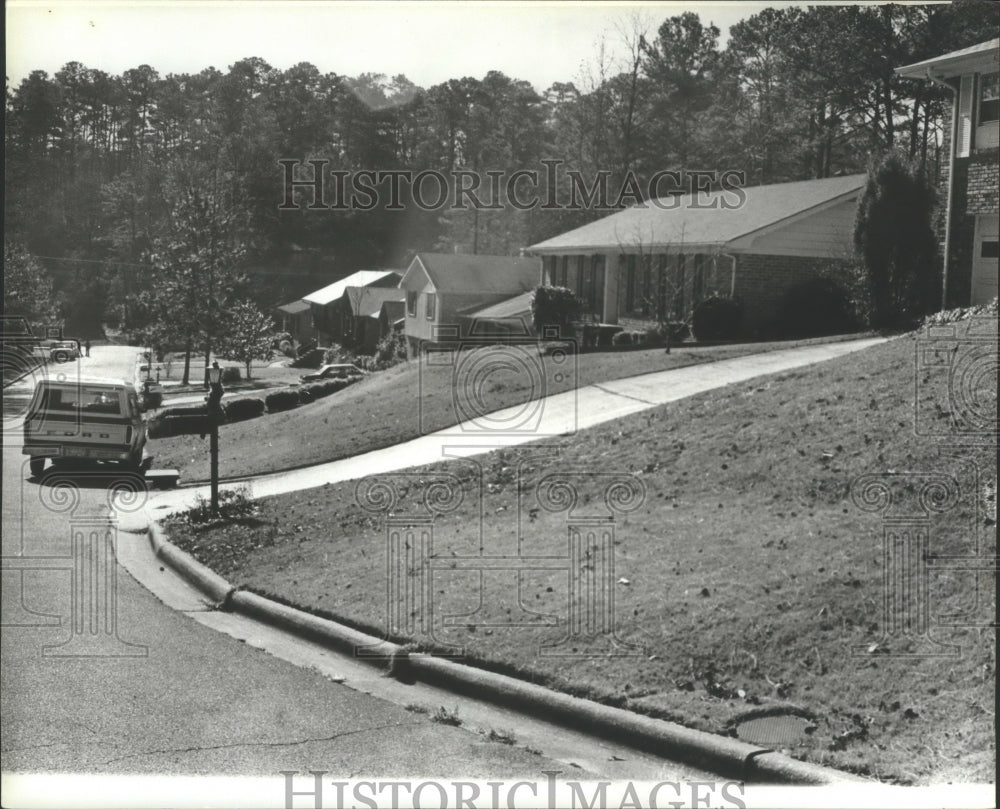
[741,196,859,257]
[404,291,513,352]
[945,148,1000,307]
[734,254,854,335]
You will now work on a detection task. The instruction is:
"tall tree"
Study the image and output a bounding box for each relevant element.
[854,150,940,327]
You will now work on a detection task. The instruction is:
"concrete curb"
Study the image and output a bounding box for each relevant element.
[148,521,868,785]
[147,522,236,606]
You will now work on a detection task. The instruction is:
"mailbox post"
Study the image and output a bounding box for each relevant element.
[206,362,225,515]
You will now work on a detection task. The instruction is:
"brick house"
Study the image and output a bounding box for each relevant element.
[526,174,867,336]
[399,253,539,355]
[897,39,999,307]
[300,270,401,347]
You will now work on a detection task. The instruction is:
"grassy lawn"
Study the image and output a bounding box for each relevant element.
[166,328,996,784]
[149,333,871,481]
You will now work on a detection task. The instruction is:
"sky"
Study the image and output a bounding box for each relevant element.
[6,1,799,93]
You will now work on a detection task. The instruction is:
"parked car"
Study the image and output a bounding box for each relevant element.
[22,377,147,476]
[301,363,367,383]
[48,341,80,363]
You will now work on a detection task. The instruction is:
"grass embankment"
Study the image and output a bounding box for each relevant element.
[150,334,870,481]
[167,328,996,784]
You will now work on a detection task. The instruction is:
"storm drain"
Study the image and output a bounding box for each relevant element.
[735,712,814,747]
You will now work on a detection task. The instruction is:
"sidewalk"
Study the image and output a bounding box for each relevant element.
[126,336,888,526]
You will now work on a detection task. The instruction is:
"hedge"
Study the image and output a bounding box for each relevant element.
[265,389,300,413]
[691,296,744,342]
[148,413,209,439]
[297,386,315,405]
[224,397,266,422]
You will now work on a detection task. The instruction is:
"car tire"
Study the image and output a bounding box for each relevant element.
[29,456,45,476]
[52,351,69,363]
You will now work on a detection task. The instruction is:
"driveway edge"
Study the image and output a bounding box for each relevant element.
[148,521,868,785]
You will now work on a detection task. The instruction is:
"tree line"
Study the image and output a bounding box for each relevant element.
[5,1,997,342]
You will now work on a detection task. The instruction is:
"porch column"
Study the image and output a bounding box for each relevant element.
[602,253,619,324]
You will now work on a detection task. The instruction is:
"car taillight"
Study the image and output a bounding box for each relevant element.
[125,426,133,444]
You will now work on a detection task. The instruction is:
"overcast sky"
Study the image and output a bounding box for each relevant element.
[7,1,801,93]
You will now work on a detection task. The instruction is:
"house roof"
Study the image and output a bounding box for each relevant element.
[526,174,868,254]
[302,270,401,306]
[379,299,405,319]
[401,253,539,294]
[466,291,534,320]
[344,286,406,317]
[896,38,999,80]
[277,299,311,315]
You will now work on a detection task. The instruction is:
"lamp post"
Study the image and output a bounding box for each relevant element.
[206,361,225,515]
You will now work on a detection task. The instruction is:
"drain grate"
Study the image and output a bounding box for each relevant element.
[735,713,813,746]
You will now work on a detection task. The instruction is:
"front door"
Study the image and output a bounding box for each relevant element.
[971,214,999,305]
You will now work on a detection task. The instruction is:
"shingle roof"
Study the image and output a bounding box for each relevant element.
[277,299,311,314]
[303,270,401,306]
[896,38,999,79]
[526,174,868,253]
[407,253,539,294]
[344,286,406,317]
[466,291,534,320]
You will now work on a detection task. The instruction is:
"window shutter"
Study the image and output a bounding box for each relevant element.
[957,74,974,157]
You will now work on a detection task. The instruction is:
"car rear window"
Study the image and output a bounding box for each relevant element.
[39,386,122,414]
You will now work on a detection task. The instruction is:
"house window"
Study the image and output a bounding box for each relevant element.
[625,255,637,312]
[425,293,436,320]
[641,256,653,316]
[673,256,686,319]
[692,254,705,305]
[406,290,417,317]
[975,72,999,150]
[559,255,569,287]
[980,73,999,123]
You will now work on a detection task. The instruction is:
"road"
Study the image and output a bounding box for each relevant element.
[3,347,628,793]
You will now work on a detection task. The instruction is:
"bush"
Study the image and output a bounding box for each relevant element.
[531,286,583,336]
[691,296,744,342]
[174,486,257,526]
[147,413,209,439]
[156,404,207,419]
[772,277,858,339]
[265,389,300,413]
[221,366,241,384]
[375,331,408,369]
[224,397,265,423]
[297,386,315,405]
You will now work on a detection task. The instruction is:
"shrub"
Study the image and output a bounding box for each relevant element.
[531,286,583,336]
[297,386,315,405]
[691,296,744,342]
[265,389,300,413]
[224,397,265,422]
[772,276,858,339]
[221,366,241,384]
[175,485,257,526]
[375,331,408,369]
[147,413,208,439]
[156,404,207,419]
